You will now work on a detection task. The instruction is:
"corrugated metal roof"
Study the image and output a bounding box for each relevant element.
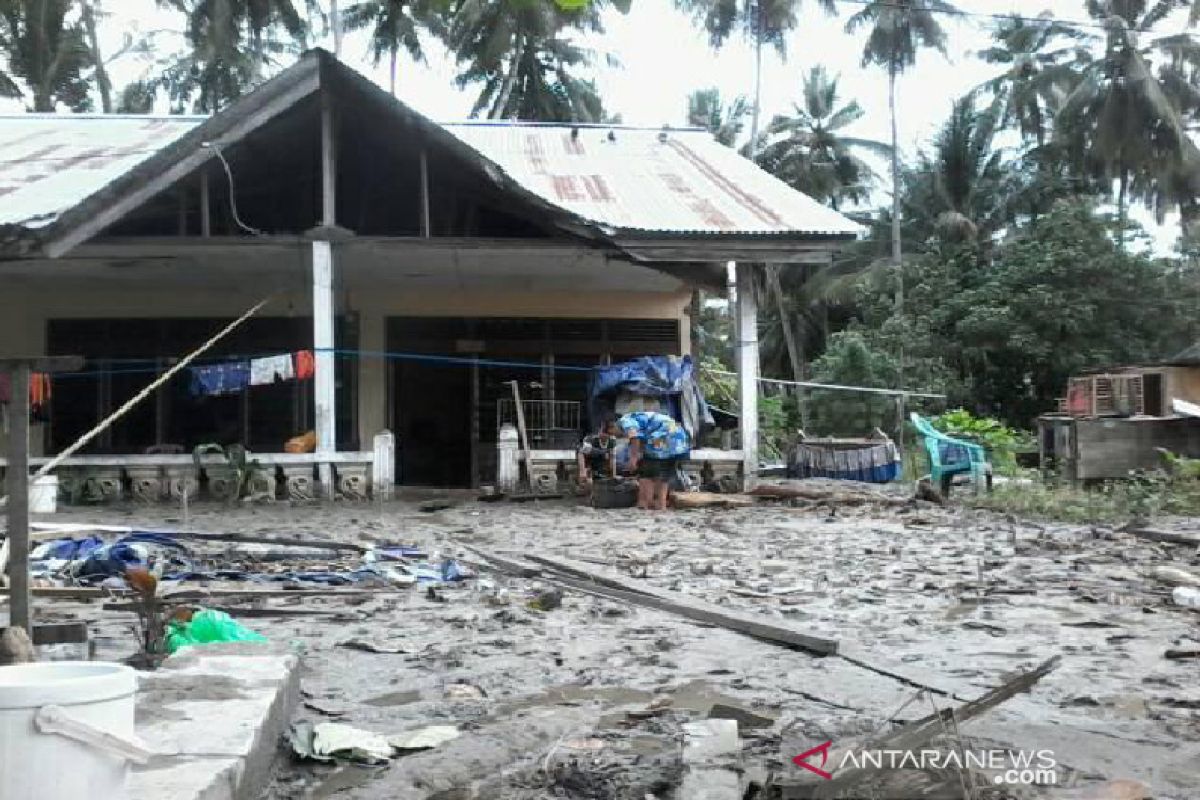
[0,111,859,240]
[442,122,862,237]
[0,114,202,228]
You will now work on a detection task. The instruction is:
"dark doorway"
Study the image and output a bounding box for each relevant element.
[394,359,472,486]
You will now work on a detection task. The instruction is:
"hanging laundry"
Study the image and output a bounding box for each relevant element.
[294,350,315,380]
[27,373,52,421]
[250,354,295,386]
[189,362,251,397]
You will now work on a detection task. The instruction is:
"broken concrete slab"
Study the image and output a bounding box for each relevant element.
[681,719,743,799]
[130,644,299,800]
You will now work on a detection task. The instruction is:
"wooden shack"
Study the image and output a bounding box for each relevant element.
[1039,357,1200,481]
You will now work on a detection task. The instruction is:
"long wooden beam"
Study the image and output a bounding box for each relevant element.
[520,551,838,655]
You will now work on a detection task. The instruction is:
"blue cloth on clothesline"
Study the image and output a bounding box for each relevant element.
[189,362,251,397]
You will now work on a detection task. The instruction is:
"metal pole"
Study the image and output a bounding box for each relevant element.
[6,365,31,632]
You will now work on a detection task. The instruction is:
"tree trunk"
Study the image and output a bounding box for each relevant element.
[331,0,343,58]
[766,264,804,385]
[748,17,764,158]
[81,1,112,113]
[491,33,523,120]
[1117,168,1128,251]
[889,64,904,395]
[389,48,398,96]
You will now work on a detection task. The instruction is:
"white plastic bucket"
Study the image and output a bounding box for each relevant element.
[29,475,58,514]
[0,661,138,800]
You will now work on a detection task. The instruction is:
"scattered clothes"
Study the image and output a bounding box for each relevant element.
[365,545,427,562]
[411,558,472,585]
[164,608,267,654]
[389,725,460,753]
[249,353,295,385]
[189,361,251,397]
[289,721,393,764]
[294,350,315,380]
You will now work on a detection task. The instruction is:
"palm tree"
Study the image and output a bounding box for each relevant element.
[153,0,310,112]
[342,0,437,95]
[0,0,92,111]
[1057,1,1199,242]
[687,88,749,146]
[845,0,958,391]
[676,0,836,156]
[756,66,892,210]
[446,0,620,121]
[978,13,1086,147]
[904,91,1007,242]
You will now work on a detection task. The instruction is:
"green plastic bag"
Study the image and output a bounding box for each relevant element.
[165,608,268,654]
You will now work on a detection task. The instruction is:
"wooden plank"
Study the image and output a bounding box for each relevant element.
[521,551,838,655]
[1125,526,1200,547]
[671,492,755,509]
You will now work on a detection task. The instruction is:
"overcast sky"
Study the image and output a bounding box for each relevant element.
[36,1,1199,250]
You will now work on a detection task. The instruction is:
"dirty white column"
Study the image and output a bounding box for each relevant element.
[735,263,759,488]
[312,240,336,497]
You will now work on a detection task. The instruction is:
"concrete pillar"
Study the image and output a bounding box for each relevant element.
[735,263,759,488]
[312,240,336,496]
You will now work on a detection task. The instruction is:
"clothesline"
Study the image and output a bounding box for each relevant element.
[45,348,597,380]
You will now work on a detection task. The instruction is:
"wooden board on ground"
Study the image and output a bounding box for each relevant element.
[1125,526,1200,547]
[672,492,755,509]
[519,551,838,655]
[748,480,911,506]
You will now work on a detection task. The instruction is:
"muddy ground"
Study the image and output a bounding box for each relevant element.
[31,488,1200,799]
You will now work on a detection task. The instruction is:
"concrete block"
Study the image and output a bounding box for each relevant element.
[131,650,299,800]
[130,757,241,800]
[683,719,740,762]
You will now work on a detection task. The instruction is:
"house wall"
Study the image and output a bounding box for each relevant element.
[1165,366,1200,408]
[0,281,692,455]
[1043,416,1200,481]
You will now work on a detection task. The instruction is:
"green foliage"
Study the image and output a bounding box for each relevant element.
[850,200,1200,427]
[0,0,94,111]
[806,330,899,435]
[932,408,1026,475]
[974,471,1200,524]
[755,66,892,210]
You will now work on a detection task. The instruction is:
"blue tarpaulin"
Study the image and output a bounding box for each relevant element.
[588,355,713,438]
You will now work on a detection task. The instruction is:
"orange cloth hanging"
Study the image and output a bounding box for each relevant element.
[294,350,315,380]
[29,372,51,411]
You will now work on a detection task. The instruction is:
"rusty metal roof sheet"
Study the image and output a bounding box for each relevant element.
[442,122,862,238]
[0,109,858,242]
[0,114,202,229]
